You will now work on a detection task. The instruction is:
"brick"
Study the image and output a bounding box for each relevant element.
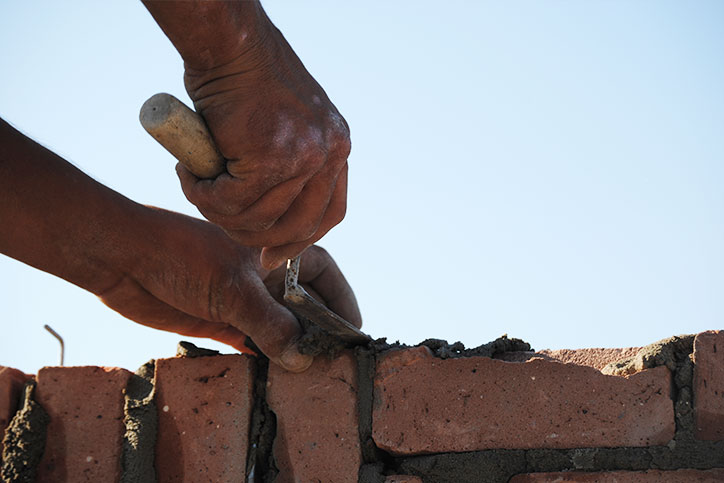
[154,354,254,482]
[0,366,29,455]
[266,351,361,482]
[693,330,724,440]
[385,476,423,483]
[373,346,673,454]
[34,366,132,482]
[510,469,724,482]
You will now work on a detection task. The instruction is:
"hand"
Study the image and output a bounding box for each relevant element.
[177,28,351,270]
[98,208,361,372]
[0,116,359,373]
[143,1,350,270]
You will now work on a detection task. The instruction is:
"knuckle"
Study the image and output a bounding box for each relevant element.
[225,230,265,247]
[307,244,330,261]
[298,223,319,241]
[337,136,352,158]
[331,199,348,225]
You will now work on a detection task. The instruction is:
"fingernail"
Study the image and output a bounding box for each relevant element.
[279,345,314,373]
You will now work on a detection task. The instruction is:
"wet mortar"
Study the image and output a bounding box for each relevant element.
[296,317,348,358]
[1,380,49,483]
[121,360,157,483]
[245,356,278,483]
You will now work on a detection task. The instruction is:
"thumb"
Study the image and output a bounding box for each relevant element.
[222,274,313,372]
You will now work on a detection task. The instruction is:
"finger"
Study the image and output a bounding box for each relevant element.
[296,245,362,328]
[176,163,275,217]
[196,175,307,232]
[260,164,348,269]
[213,268,314,372]
[99,276,252,354]
[225,159,346,248]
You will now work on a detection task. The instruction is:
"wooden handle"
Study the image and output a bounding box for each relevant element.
[139,93,226,179]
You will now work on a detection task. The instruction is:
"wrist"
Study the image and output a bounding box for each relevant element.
[143,0,275,71]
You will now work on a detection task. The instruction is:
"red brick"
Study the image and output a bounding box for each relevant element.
[0,366,29,455]
[693,330,724,440]
[34,366,132,482]
[385,476,423,483]
[373,347,674,455]
[154,354,254,482]
[266,351,361,482]
[510,469,724,482]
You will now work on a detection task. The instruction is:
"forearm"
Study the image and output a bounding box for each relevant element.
[142,0,275,70]
[0,118,149,295]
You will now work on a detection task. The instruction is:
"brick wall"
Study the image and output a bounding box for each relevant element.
[1,331,723,482]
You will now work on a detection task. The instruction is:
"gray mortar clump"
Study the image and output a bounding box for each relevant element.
[176,341,221,358]
[1,380,48,483]
[601,334,697,438]
[358,462,385,483]
[246,356,278,483]
[419,335,532,359]
[121,360,157,483]
[296,317,348,358]
[602,334,694,376]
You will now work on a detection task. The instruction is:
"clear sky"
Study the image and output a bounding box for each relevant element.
[1,1,722,374]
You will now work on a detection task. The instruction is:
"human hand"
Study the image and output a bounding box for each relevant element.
[98,208,361,372]
[176,28,351,270]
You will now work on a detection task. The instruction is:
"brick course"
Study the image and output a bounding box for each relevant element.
[2,331,723,482]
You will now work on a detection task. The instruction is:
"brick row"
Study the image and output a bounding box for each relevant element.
[1,328,723,480]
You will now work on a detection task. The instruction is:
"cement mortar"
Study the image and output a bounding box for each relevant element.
[296,317,348,357]
[397,450,527,483]
[394,440,724,483]
[602,334,694,376]
[176,341,221,358]
[358,462,385,483]
[246,356,278,483]
[121,360,157,483]
[0,380,48,483]
[419,335,532,359]
[356,346,394,471]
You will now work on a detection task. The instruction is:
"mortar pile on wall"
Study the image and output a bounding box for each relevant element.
[1,331,724,482]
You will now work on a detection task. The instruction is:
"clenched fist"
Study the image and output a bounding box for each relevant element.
[145,0,351,269]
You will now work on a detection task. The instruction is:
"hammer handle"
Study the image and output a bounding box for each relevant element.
[139,93,225,179]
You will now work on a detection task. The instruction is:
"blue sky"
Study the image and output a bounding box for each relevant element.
[1,1,722,374]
